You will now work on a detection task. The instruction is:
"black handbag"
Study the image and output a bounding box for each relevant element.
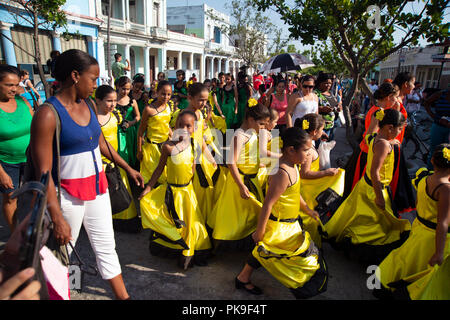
[314,188,343,225]
[103,138,132,215]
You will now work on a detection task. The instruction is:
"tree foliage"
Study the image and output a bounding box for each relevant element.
[0,0,68,97]
[209,0,273,69]
[251,0,449,148]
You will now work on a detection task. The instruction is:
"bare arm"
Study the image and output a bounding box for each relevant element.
[138,143,171,200]
[227,133,248,199]
[300,152,337,179]
[424,91,441,119]
[234,86,239,114]
[370,140,390,210]
[30,106,72,245]
[429,184,450,266]
[137,106,151,161]
[129,100,141,125]
[253,170,289,242]
[285,94,299,128]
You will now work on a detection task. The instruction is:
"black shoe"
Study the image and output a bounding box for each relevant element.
[235,277,263,295]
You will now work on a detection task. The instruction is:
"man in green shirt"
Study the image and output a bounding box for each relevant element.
[112,53,131,80]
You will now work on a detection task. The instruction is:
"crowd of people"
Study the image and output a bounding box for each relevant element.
[0,48,449,300]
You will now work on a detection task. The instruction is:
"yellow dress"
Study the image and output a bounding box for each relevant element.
[101,112,138,222]
[140,141,211,259]
[299,149,346,248]
[208,129,264,242]
[252,166,328,299]
[323,134,411,262]
[407,255,450,300]
[376,168,450,294]
[257,133,282,189]
[140,103,171,185]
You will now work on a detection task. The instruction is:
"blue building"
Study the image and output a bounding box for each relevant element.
[0,0,100,83]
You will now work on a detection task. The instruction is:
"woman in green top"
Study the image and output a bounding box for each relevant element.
[0,65,34,232]
[235,71,253,128]
[221,73,239,129]
[174,70,189,110]
[115,76,141,170]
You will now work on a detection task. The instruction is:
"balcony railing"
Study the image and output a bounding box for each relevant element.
[150,27,169,40]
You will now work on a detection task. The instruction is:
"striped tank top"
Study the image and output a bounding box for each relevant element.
[48,96,108,201]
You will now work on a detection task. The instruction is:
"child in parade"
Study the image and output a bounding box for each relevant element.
[174,70,189,110]
[115,76,141,170]
[137,80,173,187]
[139,110,214,270]
[208,99,270,250]
[235,127,327,299]
[375,144,450,299]
[323,109,411,264]
[96,85,140,233]
[295,113,345,247]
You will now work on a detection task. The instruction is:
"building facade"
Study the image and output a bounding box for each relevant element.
[378,45,450,89]
[167,4,244,80]
[0,0,100,83]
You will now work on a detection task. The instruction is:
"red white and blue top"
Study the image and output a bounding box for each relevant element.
[48,96,108,201]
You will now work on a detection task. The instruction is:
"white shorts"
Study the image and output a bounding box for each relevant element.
[60,188,122,280]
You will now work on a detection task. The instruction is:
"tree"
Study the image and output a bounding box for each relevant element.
[251,0,449,148]
[268,28,289,56]
[301,41,349,77]
[208,0,274,70]
[0,0,67,98]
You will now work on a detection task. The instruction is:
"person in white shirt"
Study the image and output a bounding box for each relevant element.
[405,82,423,114]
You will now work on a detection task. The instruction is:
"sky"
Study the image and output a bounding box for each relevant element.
[167,0,450,54]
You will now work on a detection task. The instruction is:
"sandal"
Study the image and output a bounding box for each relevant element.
[235,277,263,295]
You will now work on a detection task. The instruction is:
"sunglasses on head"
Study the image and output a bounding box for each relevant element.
[303,85,314,89]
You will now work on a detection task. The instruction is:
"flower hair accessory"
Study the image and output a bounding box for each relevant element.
[248,98,258,108]
[443,147,450,161]
[302,119,310,130]
[375,109,385,121]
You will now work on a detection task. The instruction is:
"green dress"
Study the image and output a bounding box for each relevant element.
[221,85,236,129]
[174,81,189,110]
[116,99,138,169]
[235,85,249,127]
[214,87,224,117]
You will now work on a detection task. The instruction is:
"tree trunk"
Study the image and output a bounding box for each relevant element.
[342,75,359,150]
[33,13,50,100]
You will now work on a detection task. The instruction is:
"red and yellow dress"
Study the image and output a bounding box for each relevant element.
[323,133,411,263]
[376,168,450,298]
[251,166,328,299]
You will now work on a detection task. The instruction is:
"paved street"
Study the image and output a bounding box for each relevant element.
[0,124,425,300]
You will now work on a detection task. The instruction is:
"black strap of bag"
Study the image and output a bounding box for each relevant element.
[87,98,132,214]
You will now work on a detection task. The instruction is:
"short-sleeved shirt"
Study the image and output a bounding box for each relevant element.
[112,61,126,79]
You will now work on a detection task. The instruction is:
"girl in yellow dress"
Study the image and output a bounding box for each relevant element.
[139,110,214,270]
[208,99,270,250]
[95,85,139,233]
[257,108,282,189]
[295,113,345,248]
[137,80,173,187]
[375,144,450,299]
[235,127,328,299]
[323,109,411,264]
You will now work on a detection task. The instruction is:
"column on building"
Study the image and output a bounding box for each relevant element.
[208,56,214,80]
[225,58,230,74]
[144,46,151,87]
[124,44,131,76]
[199,54,205,82]
[178,51,183,70]
[87,36,97,60]
[159,47,167,73]
[189,52,194,70]
[51,31,62,53]
[96,36,106,80]
[0,22,17,66]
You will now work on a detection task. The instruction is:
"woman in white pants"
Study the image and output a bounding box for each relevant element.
[29,49,144,299]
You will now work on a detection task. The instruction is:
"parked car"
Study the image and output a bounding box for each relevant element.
[21,78,55,107]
